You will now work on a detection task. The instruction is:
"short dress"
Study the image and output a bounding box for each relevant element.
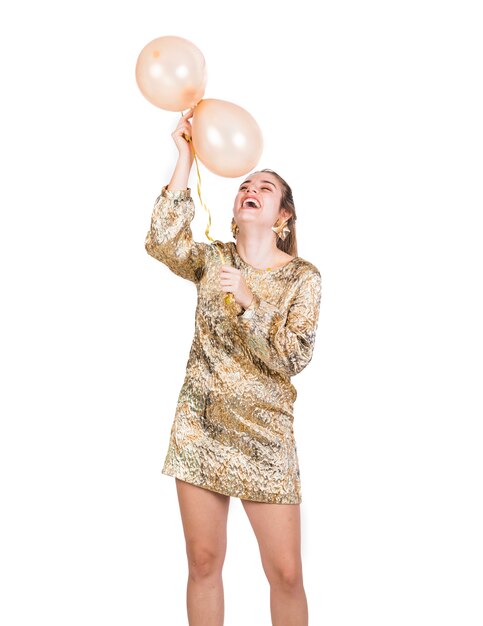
[145,184,322,504]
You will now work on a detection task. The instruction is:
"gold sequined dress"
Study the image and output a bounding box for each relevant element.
[145,185,322,504]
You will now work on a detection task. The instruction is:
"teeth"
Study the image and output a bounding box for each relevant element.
[243,198,260,208]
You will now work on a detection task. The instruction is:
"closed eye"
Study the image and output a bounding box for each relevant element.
[239,186,272,191]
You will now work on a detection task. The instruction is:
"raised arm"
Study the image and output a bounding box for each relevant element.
[235,270,322,377]
[144,185,210,284]
[144,109,210,284]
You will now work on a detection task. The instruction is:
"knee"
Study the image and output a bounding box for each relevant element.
[186,544,224,581]
[267,562,304,592]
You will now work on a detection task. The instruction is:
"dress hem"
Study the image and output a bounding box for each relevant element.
[161,468,302,505]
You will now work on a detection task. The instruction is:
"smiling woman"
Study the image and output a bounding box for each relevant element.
[231,169,299,267]
[144,108,322,625]
[239,178,276,210]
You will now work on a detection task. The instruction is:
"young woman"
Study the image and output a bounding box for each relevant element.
[145,108,322,626]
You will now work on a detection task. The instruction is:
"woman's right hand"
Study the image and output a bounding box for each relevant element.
[172,108,195,163]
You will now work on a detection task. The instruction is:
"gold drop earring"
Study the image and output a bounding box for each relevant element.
[231,217,239,239]
[271,218,291,241]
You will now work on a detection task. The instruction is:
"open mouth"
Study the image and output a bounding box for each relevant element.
[241,198,261,209]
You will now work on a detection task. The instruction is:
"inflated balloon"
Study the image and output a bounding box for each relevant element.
[191,99,263,178]
[135,35,207,112]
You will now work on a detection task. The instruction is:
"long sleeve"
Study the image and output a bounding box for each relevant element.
[236,270,322,377]
[144,185,210,284]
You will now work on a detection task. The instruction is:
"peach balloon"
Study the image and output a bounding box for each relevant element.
[135,35,207,112]
[191,99,263,178]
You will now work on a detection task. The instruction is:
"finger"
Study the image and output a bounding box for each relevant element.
[181,107,194,119]
[174,125,191,135]
[178,124,191,138]
[174,125,191,139]
[220,269,240,281]
[220,280,238,292]
[176,118,191,130]
[219,272,230,281]
[220,264,240,272]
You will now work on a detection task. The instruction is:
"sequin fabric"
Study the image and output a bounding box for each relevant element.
[145,185,322,504]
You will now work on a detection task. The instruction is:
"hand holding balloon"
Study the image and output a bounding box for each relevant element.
[219,265,254,310]
[172,108,195,164]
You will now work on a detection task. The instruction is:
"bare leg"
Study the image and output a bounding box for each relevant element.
[175,478,231,626]
[241,499,308,626]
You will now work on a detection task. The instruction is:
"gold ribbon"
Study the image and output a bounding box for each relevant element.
[181,109,235,306]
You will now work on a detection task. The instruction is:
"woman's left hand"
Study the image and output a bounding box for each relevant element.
[219,265,254,309]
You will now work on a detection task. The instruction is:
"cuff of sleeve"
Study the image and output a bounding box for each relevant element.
[237,294,261,320]
[161,185,191,201]
[236,297,285,361]
[237,296,283,331]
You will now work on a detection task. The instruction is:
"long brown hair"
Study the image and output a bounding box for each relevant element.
[258,168,298,257]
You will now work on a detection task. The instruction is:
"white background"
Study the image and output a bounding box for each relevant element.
[1,1,482,624]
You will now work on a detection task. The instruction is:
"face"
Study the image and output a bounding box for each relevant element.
[233,172,289,230]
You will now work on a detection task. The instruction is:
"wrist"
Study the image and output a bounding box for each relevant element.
[177,149,194,164]
[243,294,255,310]
[238,294,259,319]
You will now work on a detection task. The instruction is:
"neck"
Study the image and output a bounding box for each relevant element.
[235,236,282,269]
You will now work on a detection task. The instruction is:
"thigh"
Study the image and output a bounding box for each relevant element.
[175,478,231,560]
[241,499,303,582]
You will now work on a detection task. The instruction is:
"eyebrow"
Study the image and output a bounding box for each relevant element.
[239,179,277,189]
